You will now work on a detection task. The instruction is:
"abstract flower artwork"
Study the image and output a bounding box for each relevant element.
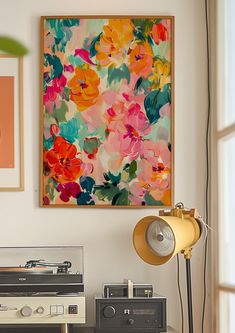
[41,16,174,207]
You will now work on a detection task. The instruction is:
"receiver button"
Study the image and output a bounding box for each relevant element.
[68,305,78,314]
[50,305,57,315]
[103,306,115,318]
[36,306,44,314]
[20,306,32,317]
[57,305,64,315]
[127,318,135,325]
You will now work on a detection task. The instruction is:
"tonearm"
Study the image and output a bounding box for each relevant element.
[25,260,72,273]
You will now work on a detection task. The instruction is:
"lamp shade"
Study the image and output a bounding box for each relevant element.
[133,208,201,265]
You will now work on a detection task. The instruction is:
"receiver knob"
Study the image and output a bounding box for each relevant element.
[127,318,135,325]
[36,306,44,314]
[103,306,116,318]
[20,306,33,317]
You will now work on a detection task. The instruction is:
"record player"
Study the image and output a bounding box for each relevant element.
[0,259,83,294]
[0,246,85,328]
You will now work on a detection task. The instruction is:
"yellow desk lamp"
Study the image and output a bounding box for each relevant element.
[133,204,202,333]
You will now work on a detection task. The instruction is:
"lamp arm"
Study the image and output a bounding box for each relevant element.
[182,247,192,260]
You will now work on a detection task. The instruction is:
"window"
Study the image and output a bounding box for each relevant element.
[214,0,235,332]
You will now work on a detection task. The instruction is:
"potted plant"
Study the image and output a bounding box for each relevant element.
[0,36,28,56]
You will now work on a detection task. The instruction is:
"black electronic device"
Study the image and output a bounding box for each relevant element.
[0,260,84,294]
[95,296,167,333]
[104,284,153,298]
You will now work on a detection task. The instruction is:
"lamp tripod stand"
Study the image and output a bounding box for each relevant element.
[183,248,194,333]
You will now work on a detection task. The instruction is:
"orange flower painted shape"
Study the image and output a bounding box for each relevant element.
[129,42,153,78]
[45,136,83,183]
[95,19,134,67]
[68,66,100,111]
[108,19,134,48]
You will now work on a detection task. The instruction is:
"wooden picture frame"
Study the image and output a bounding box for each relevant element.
[0,55,24,191]
[40,16,174,207]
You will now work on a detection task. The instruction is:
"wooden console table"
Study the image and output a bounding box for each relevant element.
[0,325,179,333]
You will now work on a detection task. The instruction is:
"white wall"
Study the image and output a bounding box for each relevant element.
[0,0,209,332]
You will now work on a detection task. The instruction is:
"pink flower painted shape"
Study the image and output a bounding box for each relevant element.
[74,48,97,65]
[57,182,81,202]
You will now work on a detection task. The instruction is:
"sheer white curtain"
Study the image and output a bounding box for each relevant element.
[215,0,235,332]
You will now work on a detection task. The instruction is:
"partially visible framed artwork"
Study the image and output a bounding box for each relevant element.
[0,55,24,191]
[41,16,174,207]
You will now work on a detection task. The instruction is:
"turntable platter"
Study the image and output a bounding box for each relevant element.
[0,267,53,274]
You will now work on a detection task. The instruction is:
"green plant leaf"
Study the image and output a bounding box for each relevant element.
[44,53,63,79]
[0,36,28,56]
[83,137,101,154]
[112,188,130,206]
[77,192,95,205]
[133,26,146,42]
[90,33,101,57]
[132,19,154,32]
[103,172,121,185]
[107,64,130,86]
[48,186,55,201]
[43,136,54,150]
[47,19,80,53]
[52,101,68,123]
[144,192,163,206]
[134,77,151,95]
[80,177,95,194]
[123,161,137,182]
[144,83,171,124]
[45,185,50,194]
[94,183,120,202]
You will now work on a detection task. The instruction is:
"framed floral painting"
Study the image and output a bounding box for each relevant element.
[40,16,174,207]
